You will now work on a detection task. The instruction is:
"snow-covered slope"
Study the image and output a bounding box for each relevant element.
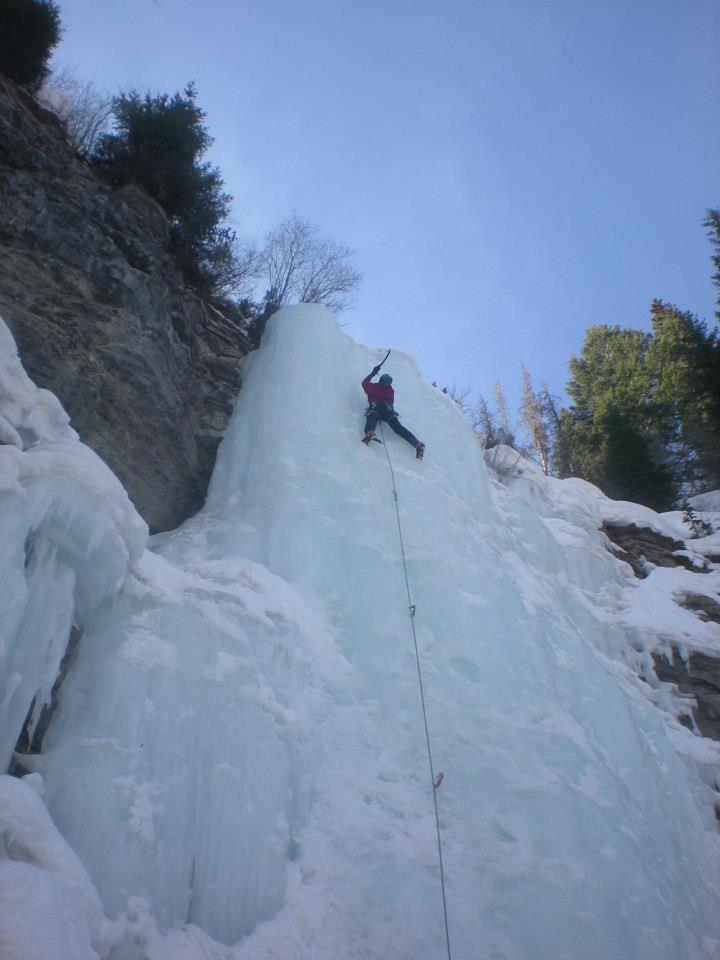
[2,307,720,960]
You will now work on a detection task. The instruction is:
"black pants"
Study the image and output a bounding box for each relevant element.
[365,403,419,448]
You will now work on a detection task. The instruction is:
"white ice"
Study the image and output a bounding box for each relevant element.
[0,773,117,959]
[0,319,146,771]
[1,307,719,960]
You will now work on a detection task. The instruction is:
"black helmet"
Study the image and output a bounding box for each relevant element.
[379,373,393,384]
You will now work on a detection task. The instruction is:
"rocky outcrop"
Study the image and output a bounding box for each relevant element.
[602,523,705,578]
[661,593,720,742]
[602,520,720,742]
[653,647,720,742]
[0,76,252,531]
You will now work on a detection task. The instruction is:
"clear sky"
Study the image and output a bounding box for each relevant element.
[53,0,719,413]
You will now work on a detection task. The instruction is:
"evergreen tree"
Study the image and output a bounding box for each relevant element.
[677,495,714,538]
[562,325,675,507]
[648,299,720,492]
[538,384,572,478]
[704,208,720,318]
[0,0,61,92]
[552,212,720,503]
[93,84,232,294]
[601,407,675,509]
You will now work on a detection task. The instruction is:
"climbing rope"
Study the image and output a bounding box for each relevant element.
[378,422,453,960]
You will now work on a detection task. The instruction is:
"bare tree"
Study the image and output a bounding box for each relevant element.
[201,230,261,298]
[260,212,361,313]
[519,365,550,474]
[494,381,518,448]
[39,68,113,156]
[474,393,500,448]
[444,382,473,413]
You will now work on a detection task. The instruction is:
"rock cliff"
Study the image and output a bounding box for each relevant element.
[0,76,253,532]
[604,520,720,745]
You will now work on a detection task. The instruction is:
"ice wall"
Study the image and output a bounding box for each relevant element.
[0,319,146,771]
[12,306,720,959]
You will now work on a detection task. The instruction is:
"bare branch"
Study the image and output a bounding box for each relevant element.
[519,365,550,474]
[39,68,114,156]
[259,212,361,313]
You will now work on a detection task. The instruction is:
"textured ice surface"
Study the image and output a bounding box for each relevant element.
[2,307,720,959]
[0,774,115,960]
[0,318,147,770]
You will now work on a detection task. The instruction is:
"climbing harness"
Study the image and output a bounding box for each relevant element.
[378,422,453,960]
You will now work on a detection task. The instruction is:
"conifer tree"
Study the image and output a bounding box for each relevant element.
[555,212,720,503]
[704,208,720,318]
[561,325,675,507]
[93,84,233,294]
[0,0,61,92]
[649,299,720,491]
[601,407,675,509]
[538,384,571,478]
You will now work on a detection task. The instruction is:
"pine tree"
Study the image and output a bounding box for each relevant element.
[649,300,720,492]
[678,495,714,539]
[0,0,61,92]
[601,407,675,509]
[561,325,675,508]
[93,84,232,294]
[538,383,571,477]
[704,208,720,318]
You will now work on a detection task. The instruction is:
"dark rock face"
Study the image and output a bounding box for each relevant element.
[602,523,705,578]
[603,521,720,745]
[677,592,720,625]
[653,648,720,742]
[0,77,252,531]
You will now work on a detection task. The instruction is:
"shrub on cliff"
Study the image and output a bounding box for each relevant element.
[39,68,113,156]
[0,0,62,92]
[93,83,233,294]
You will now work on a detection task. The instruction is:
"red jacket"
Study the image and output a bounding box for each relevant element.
[362,374,394,405]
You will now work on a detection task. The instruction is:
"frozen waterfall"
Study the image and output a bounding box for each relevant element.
[1,306,719,960]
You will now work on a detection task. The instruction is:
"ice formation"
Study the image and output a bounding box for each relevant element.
[0,320,146,772]
[1,307,719,960]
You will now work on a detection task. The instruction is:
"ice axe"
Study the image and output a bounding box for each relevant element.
[371,349,391,376]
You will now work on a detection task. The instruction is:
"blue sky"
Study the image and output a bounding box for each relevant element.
[54,0,719,415]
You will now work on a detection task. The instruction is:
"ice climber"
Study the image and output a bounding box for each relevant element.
[361,363,425,459]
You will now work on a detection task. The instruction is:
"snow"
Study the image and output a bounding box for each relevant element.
[0,318,147,770]
[0,774,115,960]
[1,306,720,959]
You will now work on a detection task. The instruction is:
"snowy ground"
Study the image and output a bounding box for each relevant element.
[1,307,719,960]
